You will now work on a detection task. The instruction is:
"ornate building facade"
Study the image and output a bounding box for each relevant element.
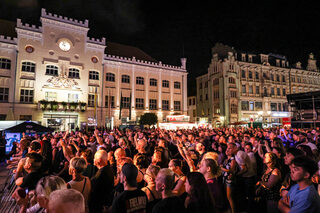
[0,9,187,130]
[197,43,320,127]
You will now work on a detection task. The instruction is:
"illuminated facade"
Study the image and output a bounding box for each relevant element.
[0,9,187,130]
[197,43,320,127]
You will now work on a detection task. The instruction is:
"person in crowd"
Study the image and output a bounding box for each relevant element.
[80,149,97,178]
[111,163,148,213]
[153,168,186,213]
[221,142,237,213]
[168,159,186,195]
[199,158,227,212]
[89,149,114,213]
[16,152,43,191]
[185,172,216,213]
[278,156,320,212]
[133,153,149,188]
[256,152,282,213]
[142,164,161,209]
[67,157,91,213]
[13,175,67,213]
[49,189,85,213]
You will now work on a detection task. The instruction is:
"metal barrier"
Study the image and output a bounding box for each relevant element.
[0,168,19,213]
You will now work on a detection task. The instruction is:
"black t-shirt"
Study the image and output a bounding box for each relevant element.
[20,171,43,191]
[152,196,186,213]
[112,189,148,213]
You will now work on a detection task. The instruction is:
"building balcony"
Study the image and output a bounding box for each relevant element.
[37,100,87,112]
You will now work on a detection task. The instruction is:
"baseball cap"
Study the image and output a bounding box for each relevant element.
[121,163,138,187]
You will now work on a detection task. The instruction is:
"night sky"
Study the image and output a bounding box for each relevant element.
[1,0,320,95]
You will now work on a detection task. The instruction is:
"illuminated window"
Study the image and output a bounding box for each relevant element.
[88,94,95,107]
[68,94,78,103]
[45,92,57,101]
[21,61,35,72]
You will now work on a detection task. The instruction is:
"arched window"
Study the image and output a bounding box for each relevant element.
[121,75,130,83]
[45,65,58,76]
[21,61,36,73]
[106,73,115,82]
[150,78,157,86]
[162,80,169,88]
[136,77,144,85]
[0,58,11,70]
[68,68,80,78]
[174,81,181,89]
[89,71,99,80]
[228,77,235,84]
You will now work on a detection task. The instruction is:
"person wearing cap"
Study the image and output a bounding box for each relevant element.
[111,163,148,213]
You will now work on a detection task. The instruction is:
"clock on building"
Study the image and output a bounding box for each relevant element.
[58,38,71,51]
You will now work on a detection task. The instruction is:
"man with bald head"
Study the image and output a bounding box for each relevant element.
[89,150,114,213]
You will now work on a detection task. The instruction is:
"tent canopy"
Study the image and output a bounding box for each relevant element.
[4,121,54,133]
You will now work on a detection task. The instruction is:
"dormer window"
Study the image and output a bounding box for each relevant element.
[241,54,246,61]
[276,59,280,67]
[248,55,253,63]
[281,60,286,67]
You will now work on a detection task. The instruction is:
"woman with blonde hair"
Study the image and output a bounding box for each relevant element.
[67,157,91,213]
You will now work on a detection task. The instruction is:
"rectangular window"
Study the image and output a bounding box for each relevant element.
[105,96,115,108]
[21,62,36,73]
[162,100,169,110]
[204,82,208,88]
[135,98,144,109]
[241,101,249,110]
[241,70,246,78]
[106,73,115,82]
[20,89,33,103]
[20,115,32,121]
[0,88,9,102]
[255,102,262,110]
[256,86,260,94]
[174,81,181,89]
[277,88,280,96]
[283,103,288,111]
[89,71,99,80]
[271,103,277,111]
[278,103,282,112]
[88,94,95,107]
[248,71,253,79]
[249,101,254,111]
[249,86,253,94]
[230,91,237,98]
[0,114,6,120]
[174,101,181,111]
[193,98,195,105]
[255,72,259,80]
[242,85,246,93]
[271,88,275,96]
[121,97,130,108]
[68,94,79,103]
[45,65,58,76]
[68,68,80,79]
[162,80,169,88]
[150,78,157,86]
[149,99,157,110]
[0,58,11,70]
[45,92,57,101]
[205,94,208,100]
[283,88,286,96]
[136,77,144,85]
[193,110,196,117]
[122,75,130,83]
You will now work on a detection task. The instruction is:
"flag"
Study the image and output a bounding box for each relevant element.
[129,91,132,121]
[94,87,98,121]
[108,90,111,118]
[119,91,122,120]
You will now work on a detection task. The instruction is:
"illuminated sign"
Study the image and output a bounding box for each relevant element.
[271,112,289,117]
[166,115,190,122]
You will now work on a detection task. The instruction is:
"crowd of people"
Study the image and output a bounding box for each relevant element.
[2,126,320,213]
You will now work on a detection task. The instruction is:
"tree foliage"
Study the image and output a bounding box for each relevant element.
[140,113,158,126]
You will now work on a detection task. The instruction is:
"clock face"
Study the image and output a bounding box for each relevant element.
[58,39,71,51]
